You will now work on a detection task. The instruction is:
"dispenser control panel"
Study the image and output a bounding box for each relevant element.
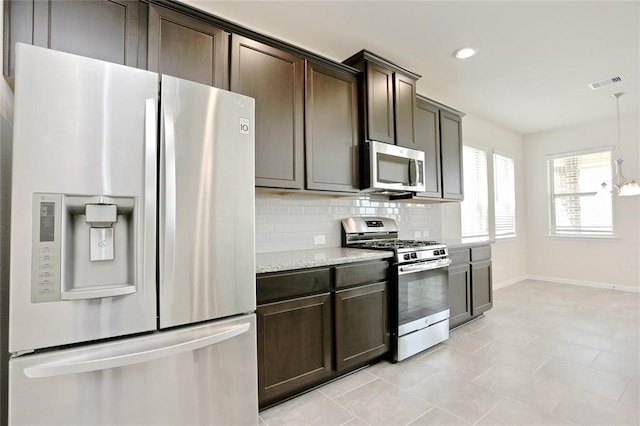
[31,193,62,303]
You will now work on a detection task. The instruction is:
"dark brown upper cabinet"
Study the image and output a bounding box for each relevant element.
[394,73,419,148]
[230,35,305,189]
[440,109,464,200]
[147,4,228,89]
[343,50,419,148]
[305,62,360,192]
[414,97,442,198]
[4,0,146,76]
[414,95,465,201]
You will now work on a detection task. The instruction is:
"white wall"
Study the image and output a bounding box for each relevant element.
[442,114,528,288]
[524,114,640,291]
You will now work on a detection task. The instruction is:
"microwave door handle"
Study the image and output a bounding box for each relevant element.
[408,159,418,185]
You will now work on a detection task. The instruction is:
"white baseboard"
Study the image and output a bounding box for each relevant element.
[493,276,528,290]
[525,275,640,293]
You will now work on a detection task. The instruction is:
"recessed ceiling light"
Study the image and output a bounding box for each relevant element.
[453,47,477,59]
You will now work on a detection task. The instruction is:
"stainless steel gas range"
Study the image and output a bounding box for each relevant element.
[342,217,451,361]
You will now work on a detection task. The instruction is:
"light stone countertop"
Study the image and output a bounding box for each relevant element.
[442,239,494,250]
[256,247,393,274]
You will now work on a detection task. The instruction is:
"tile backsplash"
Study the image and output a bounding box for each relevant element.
[256,191,442,253]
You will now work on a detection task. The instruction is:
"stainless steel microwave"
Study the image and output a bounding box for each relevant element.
[361,141,426,193]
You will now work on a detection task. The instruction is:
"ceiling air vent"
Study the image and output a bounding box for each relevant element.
[588,75,625,90]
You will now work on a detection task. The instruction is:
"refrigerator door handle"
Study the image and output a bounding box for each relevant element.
[23,322,251,379]
[160,99,177,299]
[144,96,158,288]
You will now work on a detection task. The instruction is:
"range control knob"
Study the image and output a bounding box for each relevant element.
[403,254,411,260]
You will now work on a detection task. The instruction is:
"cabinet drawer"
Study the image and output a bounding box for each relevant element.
[257,268,331,304]
[334,260,389,288]
[471,245,491,262]
[448,249,470,265]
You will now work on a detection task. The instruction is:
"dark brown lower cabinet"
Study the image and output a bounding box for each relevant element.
[256,260,390,408]
[471,260,493,315]
[448,245,492,328]
[448,263,471,328]
[257,293,332,405]
[335,282,389,371]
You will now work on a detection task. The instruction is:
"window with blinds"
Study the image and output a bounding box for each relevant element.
[494,153,516,239]
[547,149,613,237]
[461,145,489,240]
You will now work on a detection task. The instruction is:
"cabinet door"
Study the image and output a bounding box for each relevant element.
[471,260,493,315]
[394,74,418,148]
[365,62,395,144]
[148,5,228,88]
[414,99,442,198]
[231,35,305,189]
[440,110,464,200]
[448,263,471,328]
[305,62,360,192]
[257,293,332,405]
[335,282,389,371]
[35,0,142,68]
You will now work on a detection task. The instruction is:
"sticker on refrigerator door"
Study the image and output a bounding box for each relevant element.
[239,118,250,135]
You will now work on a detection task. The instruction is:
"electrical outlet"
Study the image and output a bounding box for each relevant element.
[314,235,325,245]
[423,230,429,237]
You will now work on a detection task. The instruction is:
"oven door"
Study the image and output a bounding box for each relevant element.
[396,260,450,337]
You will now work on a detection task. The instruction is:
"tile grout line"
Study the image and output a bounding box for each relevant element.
[472,395,507,425]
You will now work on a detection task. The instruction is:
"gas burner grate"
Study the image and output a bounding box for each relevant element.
[352,239,438,250]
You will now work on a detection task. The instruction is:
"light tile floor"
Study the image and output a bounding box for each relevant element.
[258,279,640,425]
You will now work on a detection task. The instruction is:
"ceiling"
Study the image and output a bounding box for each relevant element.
[182,0,639,136]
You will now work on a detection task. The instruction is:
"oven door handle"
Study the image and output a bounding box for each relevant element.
[398,259,452,275]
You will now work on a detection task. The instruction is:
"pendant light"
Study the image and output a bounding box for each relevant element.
[601,92,640,196]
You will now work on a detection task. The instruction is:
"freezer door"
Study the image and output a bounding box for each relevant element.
[9,314,258,425]
[159,76,256,328]
[9,44,158,353]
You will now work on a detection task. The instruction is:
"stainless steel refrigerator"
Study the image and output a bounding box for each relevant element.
[7,43,257,425]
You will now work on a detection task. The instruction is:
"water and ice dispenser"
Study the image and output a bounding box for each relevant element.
[31,193,137,303]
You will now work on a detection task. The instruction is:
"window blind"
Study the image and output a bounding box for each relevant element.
[547,149,613,236]
[461,146,489,239]
[494,153,516,239]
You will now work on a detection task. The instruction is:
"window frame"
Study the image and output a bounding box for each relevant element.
[493,151,516,240]
[546,147,614,238]
[461,144,490,242]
